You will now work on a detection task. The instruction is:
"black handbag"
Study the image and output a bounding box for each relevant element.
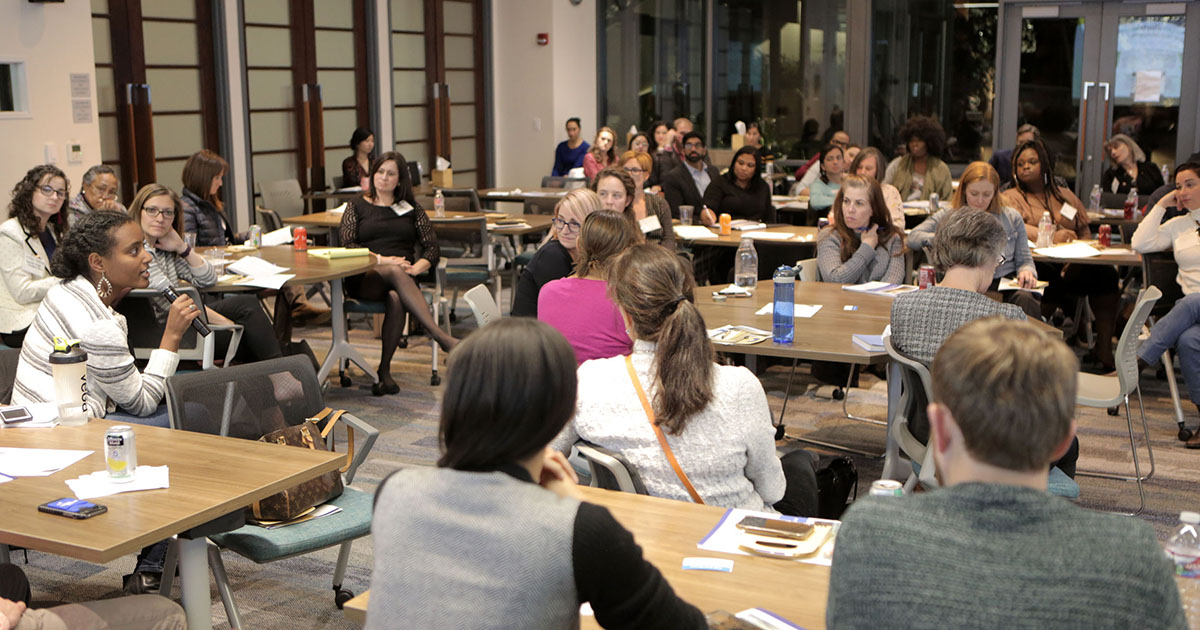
[814,455,858,519]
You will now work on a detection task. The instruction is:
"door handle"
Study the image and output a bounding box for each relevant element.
[1098,82,1111,149]
[1079,82,1094,165]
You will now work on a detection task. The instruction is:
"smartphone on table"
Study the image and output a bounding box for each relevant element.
[735,515,814,541]
[0,406,32,425]
[38,498,108,519]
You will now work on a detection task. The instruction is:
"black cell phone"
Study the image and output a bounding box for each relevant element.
[38,498,108,519]
[735,515,815,540]
[0,406,32,425]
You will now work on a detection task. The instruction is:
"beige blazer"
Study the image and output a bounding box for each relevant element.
[0,217,58,334]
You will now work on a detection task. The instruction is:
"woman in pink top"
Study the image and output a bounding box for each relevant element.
[582,127,617,183]
[538,211,639,363]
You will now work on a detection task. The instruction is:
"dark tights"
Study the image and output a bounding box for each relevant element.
[355,266,455,384]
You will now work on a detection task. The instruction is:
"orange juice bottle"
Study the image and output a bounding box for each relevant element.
[719,213,732,235]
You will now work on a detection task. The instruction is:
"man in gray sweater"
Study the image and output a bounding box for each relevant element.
[827,318,1186,629]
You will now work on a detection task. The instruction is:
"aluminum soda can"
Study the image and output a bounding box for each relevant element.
[869,479,904,498]
[293,226,308,251]
[1098,224,1112,248]
[918,265,936,289]
[105,425,137,483]
[249,224,263,247]
[719,213,732,235]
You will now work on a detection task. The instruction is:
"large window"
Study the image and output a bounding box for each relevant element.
[869,1,997,166]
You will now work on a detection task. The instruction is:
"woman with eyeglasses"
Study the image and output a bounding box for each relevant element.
[133,183,282,365]
[0,165,70,347]
[600,159,674,250]
[511,189,603,317]
[68,164,125,226]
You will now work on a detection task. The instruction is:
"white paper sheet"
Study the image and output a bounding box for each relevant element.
[741,231,796,241]
[66,465,169,499]
[732,221,767,231]
[261,226,293,247]
[715,284,752,296]
[227,256,289,276]
[1034,242,1102,258]
[696,507,840,567]
[487,188,520,196]
[234,274,295,290]
[328,202,348,214]
[674,225,719,240]
[754,303,822,318]
[0,448,92,477]
[1134,70,1165,104]
[996,277,1047,295]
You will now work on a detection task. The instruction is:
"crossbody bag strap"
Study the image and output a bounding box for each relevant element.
[314,408,355,474]
[624,355,704,504]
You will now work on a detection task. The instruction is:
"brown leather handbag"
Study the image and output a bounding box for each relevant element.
[247,408,354,522]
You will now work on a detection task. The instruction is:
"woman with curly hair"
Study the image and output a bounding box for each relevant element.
[884,115,953,202]
[0,165,71,347]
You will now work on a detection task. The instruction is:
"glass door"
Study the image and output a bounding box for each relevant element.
[997,2,1200,197]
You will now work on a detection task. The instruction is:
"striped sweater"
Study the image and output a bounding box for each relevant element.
[146,244,217,317]
[12,276,179,418]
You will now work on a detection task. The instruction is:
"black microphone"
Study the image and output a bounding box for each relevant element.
[153,280,211,337]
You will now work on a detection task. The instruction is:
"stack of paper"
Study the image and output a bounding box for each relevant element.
[696,507,839,567]
[262,226,293,246]
[674,225,719,240]
[707,325,771,345]
[66,466,170,499]
[308,247,371,259]
[1033,242,1101,258]
[842,282,918,298]
[227,256,295,290]
[0,448,92,477]
[731,220,767,231]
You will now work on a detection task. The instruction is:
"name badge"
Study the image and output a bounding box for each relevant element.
[1059,203,1078,221]
[639,215,662,234]
[391,200,413,217]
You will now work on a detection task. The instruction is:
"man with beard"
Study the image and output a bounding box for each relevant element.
[662,132,722,222]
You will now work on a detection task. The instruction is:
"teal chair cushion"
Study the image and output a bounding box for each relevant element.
[445,269,491,284]
[210,487,374,563]
[514,250,535,266]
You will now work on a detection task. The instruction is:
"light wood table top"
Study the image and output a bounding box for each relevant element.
[0,419,343,563]
[697,281,891,364]
[201,245,376,291]
[478,187,570,202]
[1088,211,1140,228]
[343,486,829,629]
[283,210,554,237]
[1031,240,1142,266]
[679,225,820,248]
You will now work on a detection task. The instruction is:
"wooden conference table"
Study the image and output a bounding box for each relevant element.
[283,210,555,241]
[202,245,378,385]
[0,418,343,630]
[678,224,820,248]
[1030,239,1142,266]
[342,486,830,629]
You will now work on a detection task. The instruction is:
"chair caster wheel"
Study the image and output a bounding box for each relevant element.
[339,374,352,388]
[450,310,458,323]
[1107,406,1119,416]
[430,374,441,386]
[1179,427,1193,442]
[832,388,844,400]
[334,587,354,609]
[774,424,786,441]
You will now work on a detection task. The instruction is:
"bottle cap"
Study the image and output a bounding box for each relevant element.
[1181,511,1200,524]
[49,337,87,364]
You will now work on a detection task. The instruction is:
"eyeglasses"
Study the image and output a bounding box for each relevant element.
[88,183,118,198]
[624,166,645,175]
[36,185,67,199]
[683,141,704,150]
[552,216,582,235]
[143,206,176,219]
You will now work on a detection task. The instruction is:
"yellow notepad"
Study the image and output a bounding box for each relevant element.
[307,247,372,259]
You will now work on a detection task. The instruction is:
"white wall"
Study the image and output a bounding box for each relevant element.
[0,0,101,202]
[492,0,597,189]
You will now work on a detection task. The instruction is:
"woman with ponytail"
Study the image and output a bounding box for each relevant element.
[552,244,818,515]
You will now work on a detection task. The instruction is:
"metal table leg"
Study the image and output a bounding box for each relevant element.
[179,536,212,630]
[317,277,378,384]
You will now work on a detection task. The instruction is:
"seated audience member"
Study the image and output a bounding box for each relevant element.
[512,189,604,317]
[845,147,903,227]
[795,130,850,192]
[134,183,283,364]
[816,175,906,284]
[342,127,375,190]
[0,563,185,630]
[702,146,775,223]
[743,121,763,149]
[0,166,69,347]
[989,124,1039,188]
[582,127,618,183]
[180,149,238,246]
[662,132,721,220]
[908,162,1040,317]
[649,120,680,189]
[556,244,819,516]
[826,318,1185,629]
[672,116,695,152]
[12,210,200,426]
[622,152,674,247]
[367,318,705,630]
[628,133,660,193]
[843,143,861,164]
[1102,133,1163,195]
[68,164,125,226]
[1145,150,1200,224]
[628,131,650,154]
[884,115,953,201]
[1131,161,1200,447]
[804,143,845,210]
[1002,139,1119,371]
[552,117,589,177]
[538,211,636,363]
[340,152,458,395]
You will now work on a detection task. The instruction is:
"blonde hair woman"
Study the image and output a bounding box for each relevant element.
[511,188,603,317]
[1102,133,1163,195]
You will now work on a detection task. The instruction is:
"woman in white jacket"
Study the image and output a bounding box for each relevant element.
[0,165,70,347]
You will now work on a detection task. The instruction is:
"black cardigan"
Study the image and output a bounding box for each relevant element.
[701,175,775,223]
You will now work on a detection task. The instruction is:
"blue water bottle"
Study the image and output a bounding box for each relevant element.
[773,265,796,344]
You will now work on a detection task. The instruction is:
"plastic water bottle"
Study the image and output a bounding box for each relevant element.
[1089,184,1102,213]
[734,238,758,290]
[434,189,446,218]
[1163,163,1173,185]
[1165,511,1200,577]
[1036,211,1054,248]
[929,192,939,215]
[772,265,795,344]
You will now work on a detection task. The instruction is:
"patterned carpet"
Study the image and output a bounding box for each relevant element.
[12,295,1200,628]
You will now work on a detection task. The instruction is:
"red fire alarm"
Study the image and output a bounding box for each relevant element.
[537,33,549,46]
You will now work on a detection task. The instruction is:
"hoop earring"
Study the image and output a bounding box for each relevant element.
[95,272,112,299]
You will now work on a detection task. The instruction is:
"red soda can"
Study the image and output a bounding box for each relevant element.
[1098,224,1112,248]
[918,265,936,289]
[1124,198,1136,220]
[293,226,308,251]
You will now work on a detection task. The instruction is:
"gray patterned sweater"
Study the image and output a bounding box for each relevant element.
[827,483,1187,629]
[816,228,906,284]
[890,286,1026,364]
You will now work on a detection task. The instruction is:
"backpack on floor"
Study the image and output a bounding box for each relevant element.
[815,455,858,519]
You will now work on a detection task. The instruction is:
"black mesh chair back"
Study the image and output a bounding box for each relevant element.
[164,355,325,439]
[1141,250,1184,319]
[0,348,20,404]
